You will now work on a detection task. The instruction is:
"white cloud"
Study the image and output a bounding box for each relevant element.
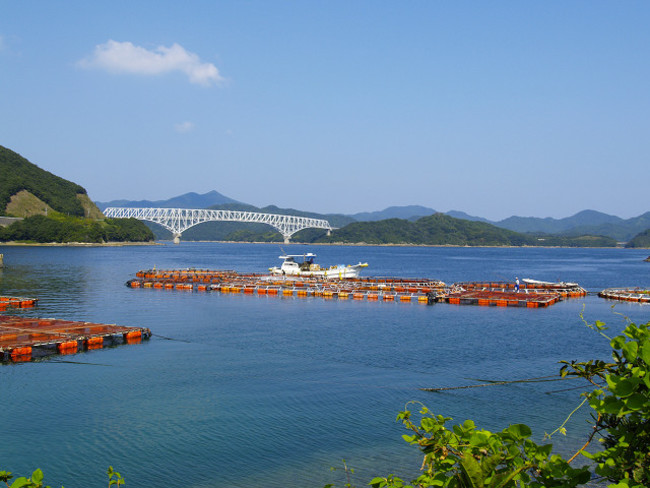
[78,40,223,86]
[174,121,195,133]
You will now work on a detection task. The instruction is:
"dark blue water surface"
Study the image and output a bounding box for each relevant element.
[0,243,648,488]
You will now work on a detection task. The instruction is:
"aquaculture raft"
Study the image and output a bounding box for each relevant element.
[0,296,38,311]
[441,281,587,308]
[453,281,588,298]
[127,268,447,303]
[0,316,151,362]
[126,270,589,308]
[443,290,561,308]
[598,288,650,303]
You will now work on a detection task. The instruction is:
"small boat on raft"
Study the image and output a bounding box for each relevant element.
[268,253,368,279]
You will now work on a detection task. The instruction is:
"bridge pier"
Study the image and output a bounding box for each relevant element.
[173,233,182,245]
[283,236,291,244]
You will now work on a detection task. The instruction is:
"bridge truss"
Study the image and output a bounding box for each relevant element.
[103,207,334,243]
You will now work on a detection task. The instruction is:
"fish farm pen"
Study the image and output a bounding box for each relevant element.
[599,288,650,303]
[0,308,151,363]
[0,296,38,311]
[126,269,589,307]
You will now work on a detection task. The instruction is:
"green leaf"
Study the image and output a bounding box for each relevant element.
[31,470,43,484]
[459,452,484,488]
[600,396,624,414]
[611,336,626,350]
[624,393,646,411]
[608,377,640,397]
[0,472,13,483]
[9,477,31,488]
[534,443,553,461]
[506,424,531,439]
[640,343,650,365]
[622,341,639,361]
[481,454,503,478]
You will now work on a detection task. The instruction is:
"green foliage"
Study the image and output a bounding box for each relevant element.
[527,234,618,248]
[0,468,53,488]
[0,215,154,243]
[363,404,590,488]
[107,466,124,487]
[223,228,283,242]
[625,229,650,248]
[560,319,650,487]
[314,214,618,247]
[318,214,549,246]
[0,145,86,217]
[327,318,650,488]
[0,466,124,488]
[102,218,156,242]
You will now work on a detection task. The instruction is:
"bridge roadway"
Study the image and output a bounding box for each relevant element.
[103,207,334,244]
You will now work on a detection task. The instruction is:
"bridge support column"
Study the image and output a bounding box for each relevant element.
[283,236,291,244]
[173,233,182,245]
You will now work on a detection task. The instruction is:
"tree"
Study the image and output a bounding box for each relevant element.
[329,317,650,488]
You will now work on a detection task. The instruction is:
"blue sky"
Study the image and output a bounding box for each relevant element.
[1,1,648,220]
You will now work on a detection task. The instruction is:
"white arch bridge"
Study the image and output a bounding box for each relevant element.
[103,207,334,244]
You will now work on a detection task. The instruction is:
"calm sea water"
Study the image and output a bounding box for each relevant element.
[0,243,648,488]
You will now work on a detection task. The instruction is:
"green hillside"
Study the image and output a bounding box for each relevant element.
[626,229,650,248]
[0,145,154,243]
[0,145,87,216]
[149,210,619,247]
[316,213,617,247]
[0,215,154,243]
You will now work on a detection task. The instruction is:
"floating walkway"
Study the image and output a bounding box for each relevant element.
[598,288,650,303]
[0,315,151,363]
[126,269,590,308]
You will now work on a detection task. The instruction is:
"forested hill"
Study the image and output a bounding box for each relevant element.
[0,145,154,243]
[0,145,90,217]
[316,213,618,247]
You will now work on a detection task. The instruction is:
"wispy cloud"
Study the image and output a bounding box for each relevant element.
[78,40,223,86]
[174,121,195,133]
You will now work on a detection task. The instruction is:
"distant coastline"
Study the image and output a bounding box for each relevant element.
[0,241,161,247]
[157,239,638,249]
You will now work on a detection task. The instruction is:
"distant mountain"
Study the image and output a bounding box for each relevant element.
[350,205,437,222]
[96,190,239,211]
[445,210,491,223]
[494,210,650,241]
[95,188,649,243]
[320,213,531,246]
[317,213,617,247]
[496,210,621,234]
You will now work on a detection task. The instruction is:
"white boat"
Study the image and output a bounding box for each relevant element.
[269,253,368,279]
[522,278,579,288]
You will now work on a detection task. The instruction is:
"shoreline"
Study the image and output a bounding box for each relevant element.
[1,240,644,250]
[158,240,637,250]
[0,241,162,247]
